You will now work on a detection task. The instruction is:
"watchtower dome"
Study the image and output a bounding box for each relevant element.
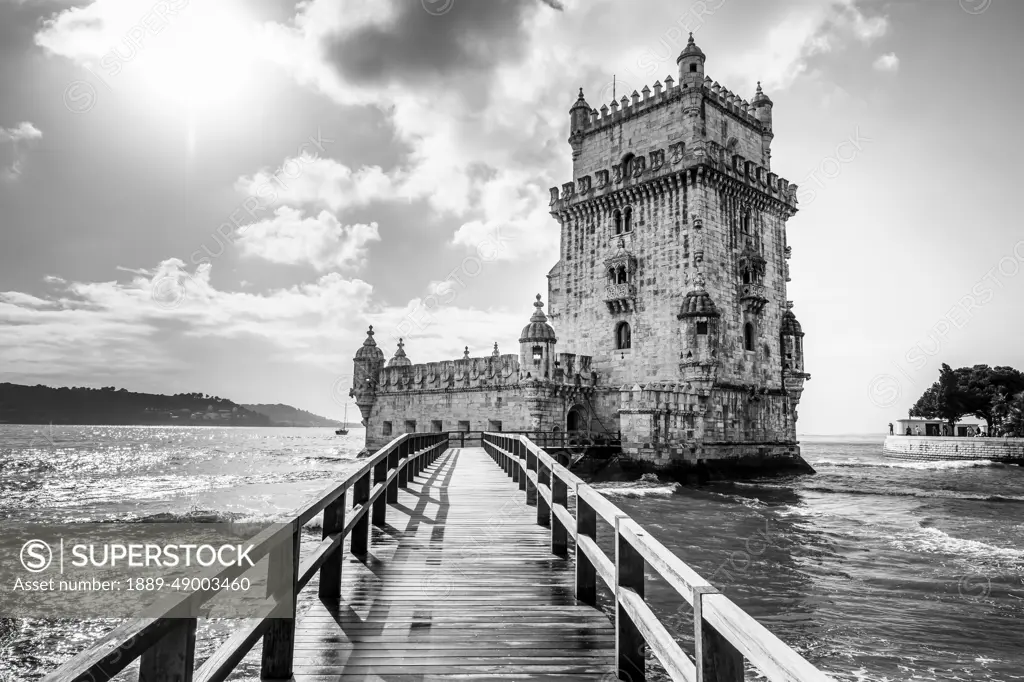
[677,32,705,87]
[519,295,557,380]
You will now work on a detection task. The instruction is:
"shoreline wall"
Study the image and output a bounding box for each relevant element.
[883,436,1024,462]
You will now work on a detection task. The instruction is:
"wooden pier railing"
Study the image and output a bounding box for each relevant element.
[43,433,449,682]
[482,432,834,682]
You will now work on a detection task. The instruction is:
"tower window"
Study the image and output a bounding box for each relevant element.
[614,210,622,235]
[382,421,393,436]
[742,269,751,284]
[624,206,633,232]
[615,322,632,350]
[617,266,627,284]
[405,419,417,433]
[431,420,443,432]
[743,323,755,352]
[532,345,543,363]
[696,321,708,335]
[689,63,698,73]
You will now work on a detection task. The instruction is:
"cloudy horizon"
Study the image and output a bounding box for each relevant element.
[2,0,1022,434]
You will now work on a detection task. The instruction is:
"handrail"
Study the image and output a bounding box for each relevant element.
[43,432,449,682]
[482,432,835,682]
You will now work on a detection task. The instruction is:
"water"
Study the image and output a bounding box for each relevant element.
[1,427,1022,681]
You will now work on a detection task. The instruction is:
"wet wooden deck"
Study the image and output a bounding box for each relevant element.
[293,447,616,680]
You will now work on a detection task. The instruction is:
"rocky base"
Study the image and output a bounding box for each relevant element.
[619,450,815,484]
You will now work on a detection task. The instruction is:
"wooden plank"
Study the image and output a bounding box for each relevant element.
[701,593,833,682]
[616,516,646,681]
[138,618,196,682]
[619,588,696,682]
[619,519,710,606]
[289,447,616,679]
[194,619,269,682]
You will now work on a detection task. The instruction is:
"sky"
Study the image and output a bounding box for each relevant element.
[1,0,1022,434]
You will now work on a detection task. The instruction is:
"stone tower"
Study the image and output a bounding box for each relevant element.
[547,34,811,474]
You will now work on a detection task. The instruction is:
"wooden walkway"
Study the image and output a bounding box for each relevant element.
[292,447,616,680]
[47,432,835,682]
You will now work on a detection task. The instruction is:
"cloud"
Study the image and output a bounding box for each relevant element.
[0,121,42,143]
[873,52,899,72]
[0,259,536,387]
[718,0,891,91]
[235,156,405,213]
[235,207,381,272]
[1,120,42,179]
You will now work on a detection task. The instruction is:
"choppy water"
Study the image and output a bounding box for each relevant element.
[1,427,1022,681]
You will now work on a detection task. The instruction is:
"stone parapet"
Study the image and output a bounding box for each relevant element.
[883,436,1024,462]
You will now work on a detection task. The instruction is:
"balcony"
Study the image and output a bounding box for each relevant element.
[739,282,768,313]
[604,282,636,313]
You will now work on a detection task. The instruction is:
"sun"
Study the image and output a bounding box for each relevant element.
[122,2,263,142]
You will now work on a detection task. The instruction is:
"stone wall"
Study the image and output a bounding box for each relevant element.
[883,436,1024,462]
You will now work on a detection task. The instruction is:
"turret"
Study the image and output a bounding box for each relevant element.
[677,276,721,396]
[752,82,774,166]
[569,88,591,160]
[780,304,805,375]
[351,326,385,429]
[519,294,557,380]
[677,33,705,87]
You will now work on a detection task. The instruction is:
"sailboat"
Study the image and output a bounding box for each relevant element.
[335,403,349,435]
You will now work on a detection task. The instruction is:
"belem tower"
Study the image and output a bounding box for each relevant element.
[351,34,812,478]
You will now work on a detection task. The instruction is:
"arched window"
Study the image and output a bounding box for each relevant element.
[617,266,627,284]
[742,269,751,284]
[608,268,616,283]
[741,211,751,234]
[615,322,632,350]
[743,323,755,352]
[622,153,635,179]
[624,206,633,232]
[614,210,622,235]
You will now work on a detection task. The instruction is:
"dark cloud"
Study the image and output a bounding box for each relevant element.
[324,0,560,88]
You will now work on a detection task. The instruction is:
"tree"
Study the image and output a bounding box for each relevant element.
[1005,392,1024,437]
[910,364,969,431]
[960,365,1024,430]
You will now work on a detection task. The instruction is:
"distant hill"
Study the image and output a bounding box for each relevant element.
[0,383,275,426]
[243,404,344,428]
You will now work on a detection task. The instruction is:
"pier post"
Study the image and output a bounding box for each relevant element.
[373,455,388,526]
[318,492,346,599]
[616,516,645,681]
[398,439,409,489]
[261,524,300,679]
[512,442,520,484]
[525,445,538,506]
[139,619,196,682]
[537,461,551,527]
[694,587,743,682]
[575,488,597,606]
[351,472,371,556]
[551,473,567,556]
[387,440,400,503]
[518,439,527,491]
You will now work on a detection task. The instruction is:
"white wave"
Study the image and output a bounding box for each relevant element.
[597,483,681,498]
[814,458,1001,471]
[891,526,1024,565]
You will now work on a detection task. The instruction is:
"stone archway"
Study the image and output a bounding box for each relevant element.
[567,405,587,433]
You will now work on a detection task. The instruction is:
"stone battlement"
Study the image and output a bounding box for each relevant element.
[576,75,762,137]
[550,141,797,213]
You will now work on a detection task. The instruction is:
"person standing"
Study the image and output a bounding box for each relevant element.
[888,422,894,435]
